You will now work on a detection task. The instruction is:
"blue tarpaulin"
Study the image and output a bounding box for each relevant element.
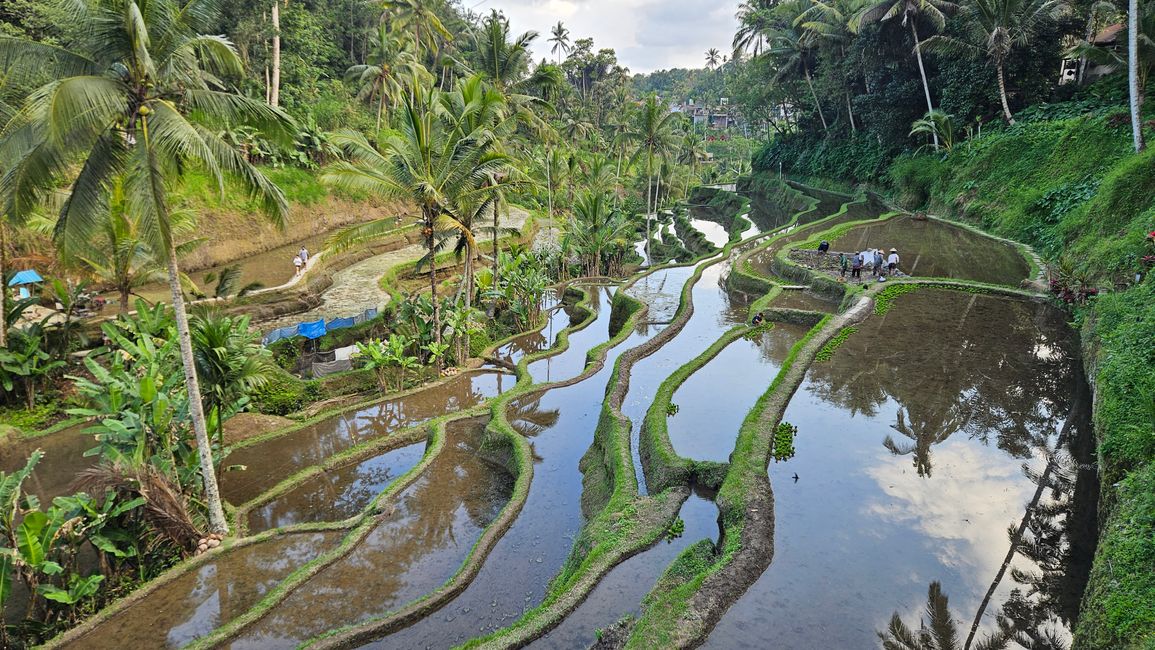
[326,317,355,331]
[298,319,327,340]
[8,269,43,286]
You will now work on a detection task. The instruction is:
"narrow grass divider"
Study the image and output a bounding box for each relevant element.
[301,282,648,649]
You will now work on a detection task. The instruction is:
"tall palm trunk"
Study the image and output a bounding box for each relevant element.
[425,207,441,351]
[1130,0,1146,152]
[545,155,553,238]
[0,222,7,349]
[270,0,281,107]
[846,91,857,131]
[492,196,500,290]
[644,147,653,264]
[165,239,229,534]
[996,62,1015,125]
[119,284,131,316]
[910,20,939,150]
[375,81,385,132]
[804,65,829,132]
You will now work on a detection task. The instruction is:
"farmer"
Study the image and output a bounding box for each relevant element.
[851,252,863,280]
[752,311,765,326]
[818,240,830,254]
[873,249,885,277]
[887,248,900,275]
[839,252,849,278]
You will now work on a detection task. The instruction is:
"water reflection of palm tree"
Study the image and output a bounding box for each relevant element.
[879,581,1011,650]
[883,405,968,478]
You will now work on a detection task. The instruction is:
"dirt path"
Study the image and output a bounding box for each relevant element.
[262,207,531,330]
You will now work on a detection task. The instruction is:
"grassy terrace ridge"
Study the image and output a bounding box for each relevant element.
[623,192,1048,647]
[455,185,816,648]
[301,277,647,649]
[471,187,856,648]
[457,220,751,649]
[43,279,597,649]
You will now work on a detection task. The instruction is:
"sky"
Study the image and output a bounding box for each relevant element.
[471,0,739,74]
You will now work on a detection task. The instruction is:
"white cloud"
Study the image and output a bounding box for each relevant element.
[483,0,738,73]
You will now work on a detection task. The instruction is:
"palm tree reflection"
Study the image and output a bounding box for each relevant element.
[883,405,968,478]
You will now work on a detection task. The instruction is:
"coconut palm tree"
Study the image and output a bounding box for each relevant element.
[766,3,831,132]
[189,309,272,473]
[705,47,723,69]
[72,178,201,315]
[324,78,511,354]
[628,95,681,261]
[383,0,453,61]
[852,0,959,148]
[346,25,422,132]
[923,0,1067,124]
[1131,0,1147,151]
[796,0,863,130]
[735,1,774,56]
[0,0,292,535]
[565,191,634,275]
[549,21,571,64]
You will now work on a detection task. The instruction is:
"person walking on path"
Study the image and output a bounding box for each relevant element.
[840,252,849,278]
[851,252,863,281]
[299,246,309,265]
[887,248,900,275]
[293,255,303,276]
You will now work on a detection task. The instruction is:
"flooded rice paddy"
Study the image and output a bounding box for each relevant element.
[28,189,1098,649]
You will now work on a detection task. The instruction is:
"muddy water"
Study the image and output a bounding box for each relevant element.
[667,323,810,462]
[770,289,839,312]
[102,233,331,313]
[66,531,338,649]
[833,215,1030,285]
[229,418,513,649]
[530,490,719,649]
[0,425,94,504]
[221,370,508,505]
[246,442,427,533]
[705,289,1097,648]
[362,287,660,648]
[746,199,875,278]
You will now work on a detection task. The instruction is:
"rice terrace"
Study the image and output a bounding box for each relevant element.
[0,0,1152,648]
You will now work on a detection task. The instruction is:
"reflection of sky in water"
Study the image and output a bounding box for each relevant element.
[706,291,1083,649]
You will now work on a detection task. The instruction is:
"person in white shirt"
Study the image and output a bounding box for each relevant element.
[293,255,303,276]
[887,248,900,274]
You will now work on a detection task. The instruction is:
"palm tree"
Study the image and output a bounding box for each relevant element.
[628,95,681,261]
[923,0,1066,124]
[797,0,862,130]
[565,191,634,275]
[72,178,200,315]
[705,47,723,69]
[0,0,293,534]
[549,21,571,64]
[766,4,830,132]
[852,0,959,148]
[346,25,422,132]
[472,11,538,92]
[189,310,272,473]
[1131,0,1147,151]
[383,0,452,61]
[735,1,774,57]
[324,78,511,356]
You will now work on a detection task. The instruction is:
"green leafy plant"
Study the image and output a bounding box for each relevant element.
[773,421,798,462]
[666,517,686,541]
[815,327,857,362]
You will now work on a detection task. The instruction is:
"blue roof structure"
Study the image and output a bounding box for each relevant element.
[8,269,43,286]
